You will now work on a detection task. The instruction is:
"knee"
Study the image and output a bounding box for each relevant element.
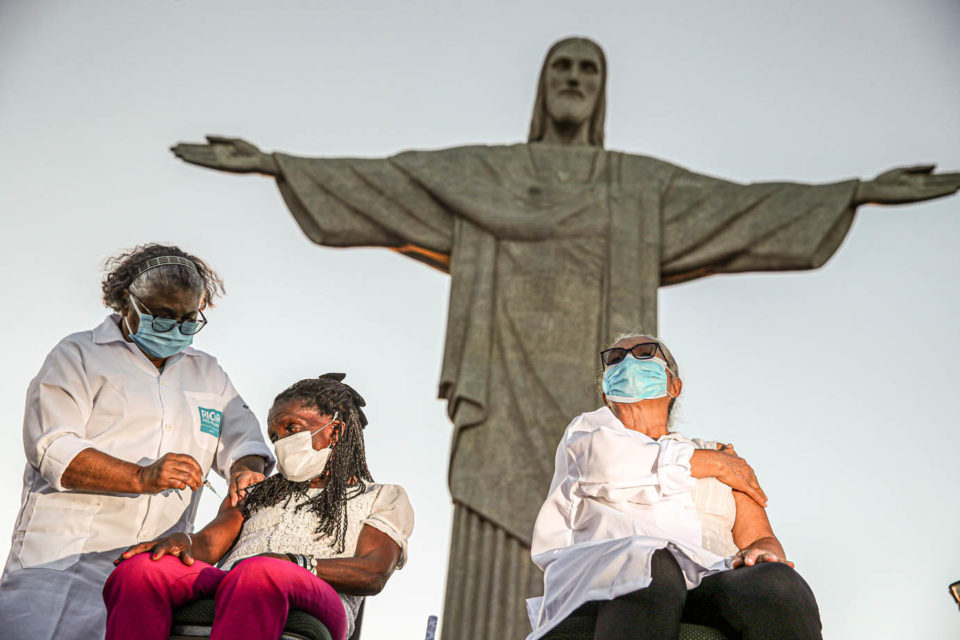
[104,553,169,599]
[223,556,290,590]
[747,563,819,614]
[228,555,281,577]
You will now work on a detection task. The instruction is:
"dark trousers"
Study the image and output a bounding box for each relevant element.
[589,549,822,640]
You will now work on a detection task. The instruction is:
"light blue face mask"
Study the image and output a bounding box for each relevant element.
[125,295,195,359]
[602,356,670,403]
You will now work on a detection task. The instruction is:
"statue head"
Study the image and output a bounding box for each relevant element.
[528,37,607,147]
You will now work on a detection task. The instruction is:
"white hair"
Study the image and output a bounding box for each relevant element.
[128,264,205,304]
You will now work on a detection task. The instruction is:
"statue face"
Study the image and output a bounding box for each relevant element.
[544,40,602,128]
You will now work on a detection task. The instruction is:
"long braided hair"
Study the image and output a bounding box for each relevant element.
[242,373,373,553]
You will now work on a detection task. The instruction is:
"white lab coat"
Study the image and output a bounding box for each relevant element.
[0,315,275,640]
[525,407,734,640]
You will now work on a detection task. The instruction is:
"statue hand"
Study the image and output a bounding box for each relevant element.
[170,135,278,175]
[856,164,960,205]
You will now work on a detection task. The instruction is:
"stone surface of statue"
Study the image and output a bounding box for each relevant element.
[172,37,960,639]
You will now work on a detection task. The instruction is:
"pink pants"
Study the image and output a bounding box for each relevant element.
[102,553,348,640]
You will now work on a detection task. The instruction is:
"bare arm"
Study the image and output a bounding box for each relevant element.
[227,454,267,506]
[690,444,768,507]
[730,490,793,569]
[257,525,404,596]
[115,497,245,566]
[313,525,403,596]
[61,447,202,494]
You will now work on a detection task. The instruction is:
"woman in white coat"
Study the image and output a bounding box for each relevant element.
[0,244,275,640]
[527,334,821,640]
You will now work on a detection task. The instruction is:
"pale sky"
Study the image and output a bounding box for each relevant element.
[1,1,958,638]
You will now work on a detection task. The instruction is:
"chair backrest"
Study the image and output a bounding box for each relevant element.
[347,600,365,640]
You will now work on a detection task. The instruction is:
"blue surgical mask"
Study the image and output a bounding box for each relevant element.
[125,295,194,359]
[602,356,670,403]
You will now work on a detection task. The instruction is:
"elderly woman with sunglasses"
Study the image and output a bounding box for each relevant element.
[526,334,822,640]
[0,244,274,640]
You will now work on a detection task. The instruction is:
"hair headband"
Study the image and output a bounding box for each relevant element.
[132,255,198,279]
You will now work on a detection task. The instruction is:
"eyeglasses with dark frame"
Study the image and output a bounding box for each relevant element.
[129,293,207,335]
[599,342,666,367]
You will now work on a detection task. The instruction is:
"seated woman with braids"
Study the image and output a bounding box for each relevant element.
[102,374,414,640]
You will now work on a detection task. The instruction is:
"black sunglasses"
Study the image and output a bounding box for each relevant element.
[600,342,666,367]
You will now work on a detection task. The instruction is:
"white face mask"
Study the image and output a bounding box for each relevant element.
[274,411,338,482]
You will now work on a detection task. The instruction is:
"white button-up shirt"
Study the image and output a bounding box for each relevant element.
[6,315,275,572]
[525,407,733,640]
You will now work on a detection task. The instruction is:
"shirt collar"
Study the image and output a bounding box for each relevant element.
[91,313,201,357]
[91,314,128,345]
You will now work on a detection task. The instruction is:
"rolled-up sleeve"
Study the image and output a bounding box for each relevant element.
[213,378,275,478]
[655,438,697,497]
[362,484,414,569]
[569,427,696,505]
[25,344,97,491]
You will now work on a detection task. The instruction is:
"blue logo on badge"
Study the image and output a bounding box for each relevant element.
[198,407,222,437]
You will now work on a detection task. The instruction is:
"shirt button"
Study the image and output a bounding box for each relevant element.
[164,424,172,431]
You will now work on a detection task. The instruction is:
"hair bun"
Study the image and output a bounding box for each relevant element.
[318,373,368,426]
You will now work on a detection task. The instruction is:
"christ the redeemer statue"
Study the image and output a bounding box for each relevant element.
[172,37,959,639]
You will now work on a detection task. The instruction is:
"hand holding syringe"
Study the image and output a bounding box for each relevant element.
[143,452,204,498]
[202,477,222,499]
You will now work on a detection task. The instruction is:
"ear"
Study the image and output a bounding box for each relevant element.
[667,372,682,399]
[329,421,344,446]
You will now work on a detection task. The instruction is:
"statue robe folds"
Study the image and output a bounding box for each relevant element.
[273,144,857,543]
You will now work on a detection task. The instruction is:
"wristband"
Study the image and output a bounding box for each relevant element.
[285,553,317,573]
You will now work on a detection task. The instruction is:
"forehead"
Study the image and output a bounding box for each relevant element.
[270,400,313,420]
[549,41,602,65]
[613,336,657,349]
[138,286,202,309]
[267,399,337,426]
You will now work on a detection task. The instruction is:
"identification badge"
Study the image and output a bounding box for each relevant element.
[198,406,223,437]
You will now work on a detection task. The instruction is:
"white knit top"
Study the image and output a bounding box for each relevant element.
[221,482,414,637]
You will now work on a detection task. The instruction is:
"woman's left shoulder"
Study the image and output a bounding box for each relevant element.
[365,482,411,501]
[664,432,717,450]
[361,483,415,530]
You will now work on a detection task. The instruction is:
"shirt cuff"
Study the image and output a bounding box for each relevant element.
[222,441,276,478]
[39,434,97,491]
[656,439,697,496]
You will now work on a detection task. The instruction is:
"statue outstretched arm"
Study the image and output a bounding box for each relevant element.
[171,135,457,260]
[855,164,960,205]
[659,161,958,285]
[170,136,279,176]
[658,167,860,284]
